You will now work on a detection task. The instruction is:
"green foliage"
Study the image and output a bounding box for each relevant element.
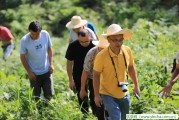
[0,0,179,119]
[99,0,179,27]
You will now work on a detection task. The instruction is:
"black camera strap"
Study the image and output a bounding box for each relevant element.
[108,48,128,82]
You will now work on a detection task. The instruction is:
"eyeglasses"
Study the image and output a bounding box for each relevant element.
[78,31,88,37]
[108,37,124,43]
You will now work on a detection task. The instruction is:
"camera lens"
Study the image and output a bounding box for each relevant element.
[122,85,128,92]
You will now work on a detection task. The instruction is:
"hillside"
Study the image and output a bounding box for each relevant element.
[0,0,179,119]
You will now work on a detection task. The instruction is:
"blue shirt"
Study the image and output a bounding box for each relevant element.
[87,22,97,33]
[20,30,52,75]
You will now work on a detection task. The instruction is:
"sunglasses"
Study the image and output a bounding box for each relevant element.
[108,37,124,42]
[78,31,88,37]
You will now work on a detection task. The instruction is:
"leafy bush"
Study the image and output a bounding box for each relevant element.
[0,0,179,119]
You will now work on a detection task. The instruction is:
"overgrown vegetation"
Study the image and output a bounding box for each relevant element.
[0,0,179,119]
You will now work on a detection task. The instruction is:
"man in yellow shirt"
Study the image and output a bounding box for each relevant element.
[93,24,140,120]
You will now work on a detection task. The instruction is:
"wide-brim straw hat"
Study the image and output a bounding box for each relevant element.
[92,35,109,48]
[66,16,87,29]
[102,24,132,40]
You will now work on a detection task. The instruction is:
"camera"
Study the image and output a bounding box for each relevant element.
[118,82,128,92]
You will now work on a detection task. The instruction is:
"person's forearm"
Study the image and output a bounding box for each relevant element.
[169,68,179,85]
[81,70,88,90]
[48,47,53,66]
[128,66,139,87]
[93,79,100,96]
[20,55,31,74]
[93,71,100,96]
[67,60,73,82]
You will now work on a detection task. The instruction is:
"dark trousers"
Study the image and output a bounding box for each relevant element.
[73,75,88,114]
[74,76,106,120]
[29,71,54,101]
[88,79,107,120]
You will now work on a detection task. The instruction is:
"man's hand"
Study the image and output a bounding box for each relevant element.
[133,85,140,96]
[94,95,103,107]
[159,83,172,98]
[80,89,87,99]
[28,71,36,81]
[49,65,54,74]
[69,80,75,91]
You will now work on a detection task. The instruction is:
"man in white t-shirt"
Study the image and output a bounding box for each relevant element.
[66,16,97,43]
[19,21,54,105]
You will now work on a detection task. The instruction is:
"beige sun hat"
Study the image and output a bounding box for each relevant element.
[92,35,109,48]
[66,16,87,29]
[102,24,132,40]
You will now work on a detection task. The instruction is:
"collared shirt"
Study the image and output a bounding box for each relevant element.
[65,40,95,77]
[93,45,134,98]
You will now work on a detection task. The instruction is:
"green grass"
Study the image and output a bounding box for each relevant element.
[0,0,179,119]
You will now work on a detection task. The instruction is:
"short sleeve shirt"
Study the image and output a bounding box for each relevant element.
[65,40,95,78]
[83,47,99,79]
[19,30,52,75]
[93,45,134,98]
[0,26,14,41]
